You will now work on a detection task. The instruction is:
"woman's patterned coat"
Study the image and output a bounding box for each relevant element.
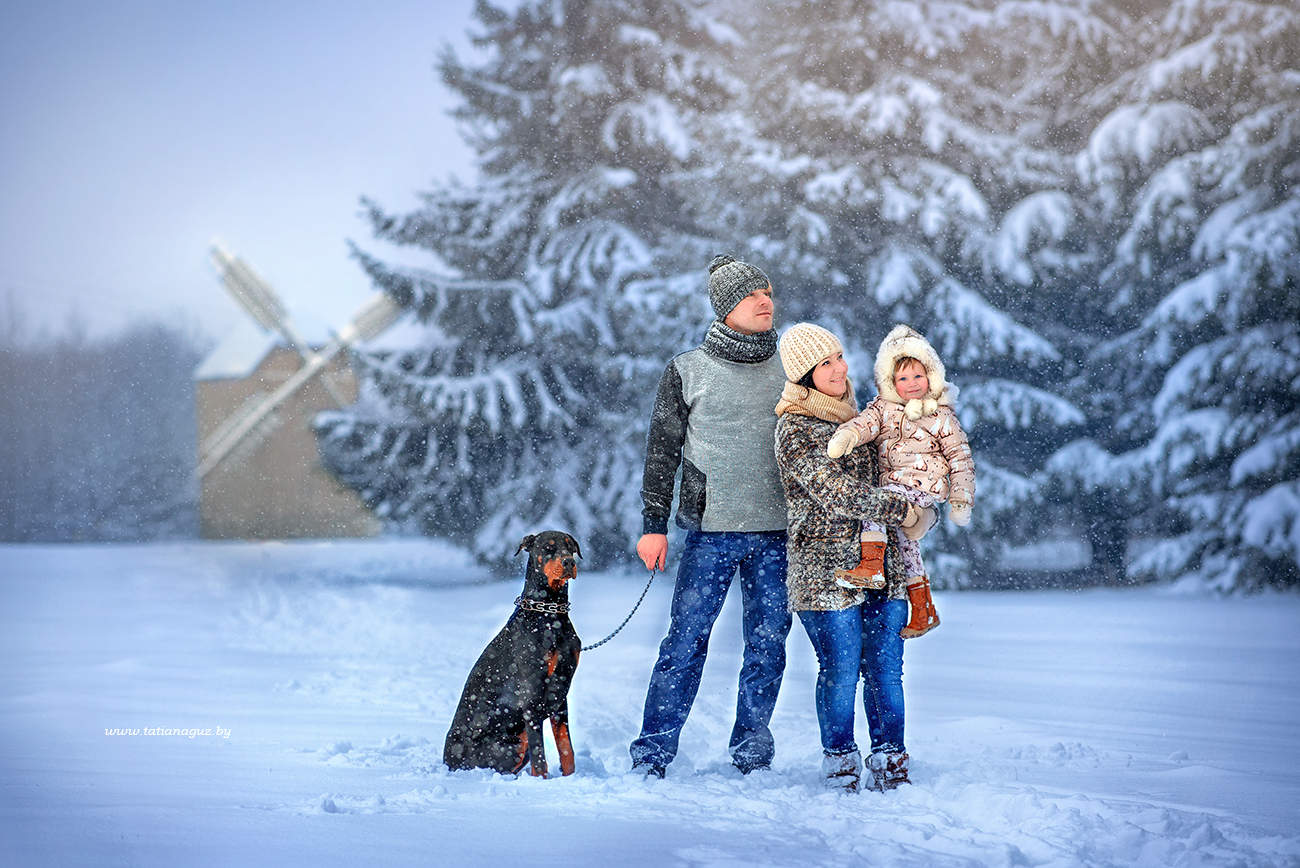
[775,412,912,611]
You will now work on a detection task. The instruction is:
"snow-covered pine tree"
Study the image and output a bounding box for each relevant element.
[718,0,1113,586]
[314,0,747,568]
[1055,0,1300,590]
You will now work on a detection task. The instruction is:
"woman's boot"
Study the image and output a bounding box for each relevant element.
[821,749,862,792]
[900,576,939,638]
[866,750,910,790]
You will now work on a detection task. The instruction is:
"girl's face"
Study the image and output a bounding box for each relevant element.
[812,351,849,397]
[893,359,930,401]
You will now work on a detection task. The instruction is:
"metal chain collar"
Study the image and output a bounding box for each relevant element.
[514,595,570,615]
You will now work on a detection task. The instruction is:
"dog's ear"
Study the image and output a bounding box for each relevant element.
[515,534,536,556]
[567,535,582,559]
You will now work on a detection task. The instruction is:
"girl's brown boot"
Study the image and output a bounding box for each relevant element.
[834,538,887,589]
[900,576,940,638]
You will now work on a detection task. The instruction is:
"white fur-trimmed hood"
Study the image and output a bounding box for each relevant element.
[873,324,956,419]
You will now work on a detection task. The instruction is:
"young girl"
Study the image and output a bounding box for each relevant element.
[826,324,976,638]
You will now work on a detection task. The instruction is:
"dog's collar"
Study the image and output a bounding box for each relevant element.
[514,595,569,615]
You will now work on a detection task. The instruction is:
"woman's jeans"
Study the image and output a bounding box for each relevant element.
[796,593,907,756]
[630,530,791,770]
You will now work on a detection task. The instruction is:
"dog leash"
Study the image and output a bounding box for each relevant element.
[581,567,659,652]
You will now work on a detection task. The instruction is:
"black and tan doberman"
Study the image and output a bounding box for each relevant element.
[443,531,583,777]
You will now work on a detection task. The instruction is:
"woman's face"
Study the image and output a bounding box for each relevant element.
[811,351,848,397]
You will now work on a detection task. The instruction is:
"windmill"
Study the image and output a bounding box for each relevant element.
[197,241,402,485]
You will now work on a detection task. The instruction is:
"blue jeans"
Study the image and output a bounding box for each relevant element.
[796,594,907,756]
[630,530,791,769]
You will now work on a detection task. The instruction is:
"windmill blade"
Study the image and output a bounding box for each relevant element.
[316,292,402,405]
[197,292,403,480]
[197,339,345,479]
[309,293,400,408]
[209,240,347,403]
[335,292,403,344]
[209,243,303,344]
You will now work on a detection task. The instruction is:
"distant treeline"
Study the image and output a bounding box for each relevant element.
[0,301,207,542]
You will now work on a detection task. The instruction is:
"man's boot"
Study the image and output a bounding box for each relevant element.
[900,576,939,638]
[835,535,887,589]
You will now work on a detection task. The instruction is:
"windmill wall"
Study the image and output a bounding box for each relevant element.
[196,346,381,540]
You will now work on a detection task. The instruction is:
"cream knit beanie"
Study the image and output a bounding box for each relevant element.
[778,323,843,382]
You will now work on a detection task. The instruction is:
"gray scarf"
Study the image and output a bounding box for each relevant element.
[701,320,779,363]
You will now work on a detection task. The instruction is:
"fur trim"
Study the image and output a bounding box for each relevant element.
[904,398,940,420]
[874,324,952,413]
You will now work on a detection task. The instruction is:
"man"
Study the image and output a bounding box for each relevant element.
[629,253,792,777]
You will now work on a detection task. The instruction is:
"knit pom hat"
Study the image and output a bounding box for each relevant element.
[708,254,771,319]
[778,322,843,382]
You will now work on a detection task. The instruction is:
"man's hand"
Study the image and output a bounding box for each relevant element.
[827,429,857,459]
[636,533,668,571]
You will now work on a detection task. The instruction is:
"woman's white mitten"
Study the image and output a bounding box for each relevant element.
[950,501,972,527]
[901,505,938,541]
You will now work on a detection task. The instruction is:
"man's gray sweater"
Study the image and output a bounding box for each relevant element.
[640,330,789,536]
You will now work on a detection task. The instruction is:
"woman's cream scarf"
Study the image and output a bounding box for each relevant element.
[774,379,858,424]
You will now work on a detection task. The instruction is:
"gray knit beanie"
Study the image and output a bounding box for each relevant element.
[708,254,771,320]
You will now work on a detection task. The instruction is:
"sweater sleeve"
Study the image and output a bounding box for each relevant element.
[640,359,689,535]
[776,416,910,526]
[837,399,883,447]
[938,407,976,505]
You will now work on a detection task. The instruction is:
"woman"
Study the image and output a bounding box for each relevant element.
[773,322,936,792]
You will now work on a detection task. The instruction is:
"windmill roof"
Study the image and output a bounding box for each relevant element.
[194,319,281,381]
[196,310,339,379]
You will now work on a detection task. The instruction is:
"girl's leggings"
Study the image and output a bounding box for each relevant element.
[862,483,936,579]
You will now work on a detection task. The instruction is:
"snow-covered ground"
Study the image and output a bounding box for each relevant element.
[2,539,1297,867]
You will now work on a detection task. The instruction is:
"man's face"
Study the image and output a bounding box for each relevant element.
[723,285,775,334]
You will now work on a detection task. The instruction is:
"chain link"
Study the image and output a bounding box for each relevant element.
[581,568,658,652]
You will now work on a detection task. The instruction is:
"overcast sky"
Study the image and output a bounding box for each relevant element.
[1,0,477,343]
